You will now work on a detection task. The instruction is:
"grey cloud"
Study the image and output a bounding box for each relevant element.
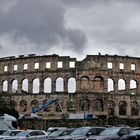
[0,0,87,53]
[0,43,4,51]
[63,0,140,56]
[66,29,87,53]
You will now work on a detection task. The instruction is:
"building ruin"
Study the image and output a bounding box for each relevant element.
[0,53,139,119]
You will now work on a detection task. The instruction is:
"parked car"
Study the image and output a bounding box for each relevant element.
[0,129,24,140]
[127,129,140,140]
[47,128,74,140]
[4,130,48,140]
[46,127,67,135]
[0,130,8,135]
[56,126,106,140]
[87,127,132,140]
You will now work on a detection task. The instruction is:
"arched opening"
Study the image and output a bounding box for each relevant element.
[10,100,17,109]
[20,100,27,112]
[56,77,64,92]
[94,76,104,92]
[3,80,8,92]
[118,79,126,90]
[31,99,39,109]
[108,78,114,92]
[108,100,115,116]
[12,79,18,93]
[131,101,139,116]
[80,76,89,91]
[130,79,137,95]
[93,99,103,111]
[80,98,89,111]
[44,78,52,93]
[119,101,127,115]
[67,99,76,111]
[68,78,76,93]
[22,79,28,93]
[130,79,137,89]
[32,78,40,94]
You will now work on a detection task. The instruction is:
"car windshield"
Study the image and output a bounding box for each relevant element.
[70,127,90,136]
[48,130,64,137]
[129,130,140,136]
[16,131,30,136]
[0,130,7,135]
[99,128,120,136]
[2,131,21,136]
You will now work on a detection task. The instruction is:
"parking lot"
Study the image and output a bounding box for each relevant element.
[1,125,139,140]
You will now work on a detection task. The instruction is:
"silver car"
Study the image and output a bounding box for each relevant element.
[56,126,106,140]
[87,127,132,140]
[4,130,48,140]
[0,130,24,140]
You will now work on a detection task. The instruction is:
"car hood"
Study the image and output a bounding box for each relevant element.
[2,136,26,139]
[56,135,86,139]
[88,135,119,139]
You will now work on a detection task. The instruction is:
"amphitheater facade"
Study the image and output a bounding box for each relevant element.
[0,53,139,120]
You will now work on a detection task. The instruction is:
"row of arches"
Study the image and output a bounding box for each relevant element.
[14,99,139,116]
[108,78,137,92]
[80,76,137,93]
[108,100,139,116]
[1,76,138,94]
[2,77,76,94]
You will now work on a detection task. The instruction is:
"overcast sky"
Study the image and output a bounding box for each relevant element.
[0,0,140,60]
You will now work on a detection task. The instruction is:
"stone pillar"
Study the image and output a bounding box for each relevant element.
[114,101,119,116]
[114,79,118,95]
[18,80,22,94]
[125,79,130,95]
[28,80,32,94]
[0,82,3,93]
[76,79,80,92]
[127,99,131,116]
[7,80,12,94]
[64,79,68,92]
[136,78,140,95]
[51,80,56,93]
[39,77,44,93]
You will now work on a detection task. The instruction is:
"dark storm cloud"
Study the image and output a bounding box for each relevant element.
[61,0,140,56]
[0,0,87,53]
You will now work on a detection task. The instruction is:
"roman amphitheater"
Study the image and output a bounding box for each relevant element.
[0,53,139,120]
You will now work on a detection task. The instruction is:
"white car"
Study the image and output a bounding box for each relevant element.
[4,130,48,140]
[0,129,24,140]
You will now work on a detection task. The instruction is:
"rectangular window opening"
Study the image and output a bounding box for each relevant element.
[69,61,75,68]
[4,66,8,72]
[131,64,136,71]
[14,65,18,71]
[107,62,112,69]
[57,61,63,68]
[24,64,28,70]
[120,63,124,70]
[46,62,51,68]
[34,62,39,69]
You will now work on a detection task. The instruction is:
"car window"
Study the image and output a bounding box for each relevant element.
[88,128,97,135]
[36,131,45,135]
[10,131,21,136]
[100,128,120,136]
[97,128,106,135]
[70,127,90,136]
[129,130,140,136]
[28,131,37,136]
[0,130,7,135]
[119,128,129,135]
[61,130,73,136]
